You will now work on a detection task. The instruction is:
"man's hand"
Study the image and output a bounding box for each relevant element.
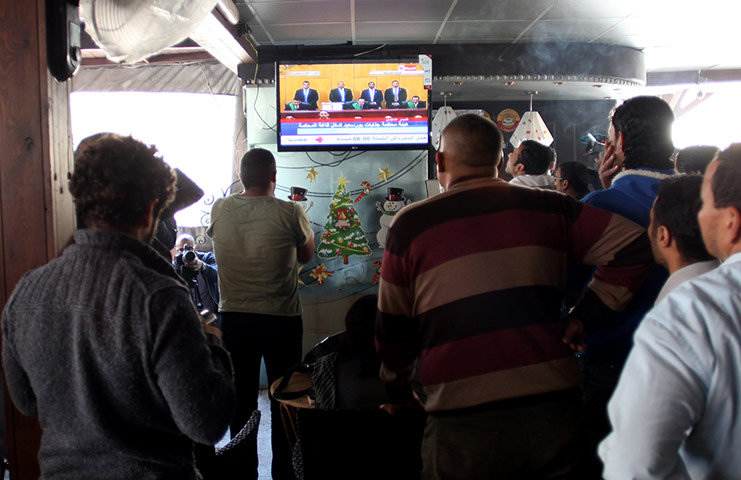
[203,323,223,340]
[598,141,623,189]
[562,316,587,352]
[379,396,423,415]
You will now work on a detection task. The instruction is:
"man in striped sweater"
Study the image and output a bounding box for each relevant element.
[376,114,652,479]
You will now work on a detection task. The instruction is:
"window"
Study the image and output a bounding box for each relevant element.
[70,91,237,227]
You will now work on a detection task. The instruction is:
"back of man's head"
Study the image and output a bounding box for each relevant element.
[558,161,591,197]
[711,143,741,212]
[441,114,503,168]
[675,145,719,174]
[653,175,714,263]
[517,140,554,175]
[611,96,675,171]
[239,148,276,189]
[70,133,175,231]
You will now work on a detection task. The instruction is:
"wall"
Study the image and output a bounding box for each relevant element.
[244,85,428,353]
[447,99,616,169]
[0,0,75,478]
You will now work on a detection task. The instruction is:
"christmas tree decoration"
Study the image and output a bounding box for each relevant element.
[310,264,332,285]
[354,181,371,203]
[306,167,319,182]
[377,166,393,182]
[318,175,372,264]
[297,265,305,285]
[372,261,382,285]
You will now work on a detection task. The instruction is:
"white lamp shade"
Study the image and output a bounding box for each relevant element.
[431,106,456,150]
[80,0,220,64]
[509,111,554,148]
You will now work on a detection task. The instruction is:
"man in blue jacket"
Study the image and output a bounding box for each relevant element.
[174,233,221,325]
[565,95,676,478]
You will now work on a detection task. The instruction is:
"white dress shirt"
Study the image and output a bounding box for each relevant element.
[509,174,556,189]
[600,252,741,480]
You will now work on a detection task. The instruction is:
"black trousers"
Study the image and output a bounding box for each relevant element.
[422,389,582,479]
[221,312,303,480]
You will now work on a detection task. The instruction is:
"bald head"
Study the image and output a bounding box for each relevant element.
[440,114,503,169]
[175,233,195,249]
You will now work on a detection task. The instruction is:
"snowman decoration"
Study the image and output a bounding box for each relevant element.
[376,187,410,249]
[287,186,313,213]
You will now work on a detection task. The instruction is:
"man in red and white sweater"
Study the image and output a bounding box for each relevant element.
[376,113,652,479]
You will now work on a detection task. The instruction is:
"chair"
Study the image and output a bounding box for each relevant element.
[195,409,261,479]
[293,408,425,480]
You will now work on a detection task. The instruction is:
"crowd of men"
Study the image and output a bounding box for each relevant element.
[287,79,426,111]
[2,94,740,480]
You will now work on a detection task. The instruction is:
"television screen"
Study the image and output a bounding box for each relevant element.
[276,59,431,151]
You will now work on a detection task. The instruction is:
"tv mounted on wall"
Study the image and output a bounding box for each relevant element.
[276,58,431,152]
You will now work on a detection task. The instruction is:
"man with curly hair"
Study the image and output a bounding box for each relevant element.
[1,133,235,479]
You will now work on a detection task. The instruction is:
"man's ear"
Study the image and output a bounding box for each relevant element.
[513,162,526,176]
[728,207,741,245]
[561,179,570,191]
[657,225,672,248]
[435,151,446,173]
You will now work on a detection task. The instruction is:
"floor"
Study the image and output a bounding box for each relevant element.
[216,388,273,480]
[256,388,274,480]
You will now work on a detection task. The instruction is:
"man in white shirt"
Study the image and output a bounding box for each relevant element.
[649,175,719,304]
[506,140,556,189]
[600,144,741,480]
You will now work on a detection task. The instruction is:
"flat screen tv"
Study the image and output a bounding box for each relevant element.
[276,58,431,152]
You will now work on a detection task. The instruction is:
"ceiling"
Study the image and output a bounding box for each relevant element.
[228,0,741,101]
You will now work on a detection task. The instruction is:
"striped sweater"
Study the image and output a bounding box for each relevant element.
[376,177,651,412]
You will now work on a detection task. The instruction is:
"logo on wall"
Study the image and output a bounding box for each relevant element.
[496,109,521,133]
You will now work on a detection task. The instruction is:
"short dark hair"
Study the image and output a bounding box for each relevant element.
[611,96,675,171]
[675,145,719,174]
[557,161,592,198]
[653,175,714,263]
[517,140,553,175]
[70,133,175,230]
[711,143,741,212]
[239,148,276,189]
[441,114,503,168]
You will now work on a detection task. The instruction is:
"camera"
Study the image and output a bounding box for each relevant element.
[174,244,197,266]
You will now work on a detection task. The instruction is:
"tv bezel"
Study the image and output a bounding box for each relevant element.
[275,58,431,152]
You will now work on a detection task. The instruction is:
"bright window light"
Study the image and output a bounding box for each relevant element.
[70,91,237,228]
[672,84,741,151]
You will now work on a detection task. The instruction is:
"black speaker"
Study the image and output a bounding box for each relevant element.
[46,0,82,82]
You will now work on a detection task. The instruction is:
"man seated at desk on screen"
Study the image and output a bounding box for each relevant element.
[406,95,426,109]
[285,99,312,111]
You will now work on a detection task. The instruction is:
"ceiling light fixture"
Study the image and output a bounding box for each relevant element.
[510,91,554,148]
